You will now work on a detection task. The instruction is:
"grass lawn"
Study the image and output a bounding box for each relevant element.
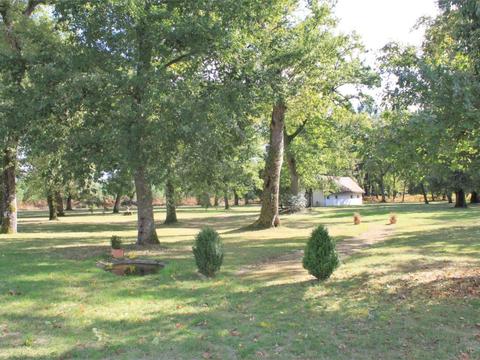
[0,203,479,359]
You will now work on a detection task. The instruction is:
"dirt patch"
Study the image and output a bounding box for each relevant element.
[236,226,395,284]
[396,268,480,300]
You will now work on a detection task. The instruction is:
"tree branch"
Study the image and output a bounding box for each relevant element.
[286,117,310,144]
[162,52,194,69]
[23,0,48,17]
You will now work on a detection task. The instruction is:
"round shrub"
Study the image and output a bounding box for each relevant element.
[302,225,339,280]
[192,227,224,277]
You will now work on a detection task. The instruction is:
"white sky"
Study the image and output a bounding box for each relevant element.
[334,0,439,56]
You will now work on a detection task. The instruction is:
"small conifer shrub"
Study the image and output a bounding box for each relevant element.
[110,235,122,249]
[302,225,339,280]
[192,227,224,277]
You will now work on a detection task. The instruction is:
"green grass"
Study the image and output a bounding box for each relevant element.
[0,203,479,359]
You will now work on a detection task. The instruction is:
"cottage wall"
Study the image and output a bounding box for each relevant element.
[325,192,362,206]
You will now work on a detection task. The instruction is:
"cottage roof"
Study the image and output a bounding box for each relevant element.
[329,176,365,194]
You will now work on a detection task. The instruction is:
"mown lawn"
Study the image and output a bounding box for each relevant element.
[0,203,479,359]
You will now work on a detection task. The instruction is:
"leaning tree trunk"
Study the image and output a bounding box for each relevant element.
[134,167,159,245]
[1,144,18,234]
[420,183,429,205]
[233,190,239,206]
[55,192,65,217]
[47,193,57,221]
[113,193,121,214]
[164,179,178,224]
[455,189,468,208]
[255,102,286,228]
[470,191,479,204]
[66,195,73,211]
[224,193,230,210]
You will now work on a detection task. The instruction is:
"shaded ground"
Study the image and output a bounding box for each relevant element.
[0,203,479,359]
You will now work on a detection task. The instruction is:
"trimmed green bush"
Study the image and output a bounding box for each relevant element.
[302,225,339,280]
[192,227,224,277]
[110,235,122,249]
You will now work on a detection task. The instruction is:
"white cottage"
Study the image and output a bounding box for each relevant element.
[309,177,364,207]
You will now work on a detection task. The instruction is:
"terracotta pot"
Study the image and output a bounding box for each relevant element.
[111,248,125,258]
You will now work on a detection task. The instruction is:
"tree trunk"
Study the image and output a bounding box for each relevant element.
[47,193,57,221]
[233,190,239,206]
[447,193,453,204]
[134,167,159,245]
[66,195,73,211]
[255,102,286,228]
[401,184,406,202]
[55,192,65,217]
[214,195,219,207]
[0,175,4,226]
[244,196,249,205]
[306,189,313,208]
[224,193,230,210]
[1,144,17,234]
[470,191,479,204]
[430,191,436,202]
[164,179,178,224]
[284,144,300,196]
[379,177,386,203]
[420,183,429,205]
[455,189,468,208]
[113,193,121,214]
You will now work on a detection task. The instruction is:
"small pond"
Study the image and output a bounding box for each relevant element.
[97,259,165,276]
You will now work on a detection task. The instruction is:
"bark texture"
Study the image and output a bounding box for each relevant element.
[455,189,468,208]
[134,168,159,245]
[47,193,57,221]
[55,192,65,217]
[255,103,286,228]
[1,144,17,234]
[164,179,178,224]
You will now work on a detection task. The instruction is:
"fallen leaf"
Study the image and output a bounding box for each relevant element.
[229,329,240,337]
[258,321,273,328]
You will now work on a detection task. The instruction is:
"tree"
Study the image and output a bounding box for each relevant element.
[56,0,280,244]
[253,2,373,227]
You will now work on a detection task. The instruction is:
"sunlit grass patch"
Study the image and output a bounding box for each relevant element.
[0,203,479,359]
